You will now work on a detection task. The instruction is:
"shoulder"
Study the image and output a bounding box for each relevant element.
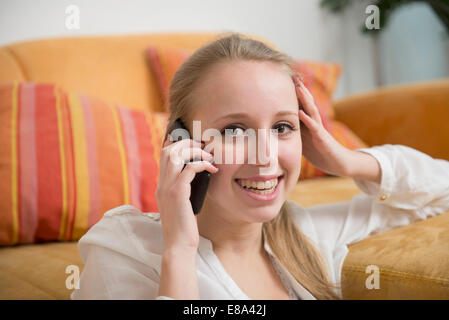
[283,200,319,243]
[77,204,164,264]
[284,200,314,225]
[284,200,349,251]
[104,204,161,221]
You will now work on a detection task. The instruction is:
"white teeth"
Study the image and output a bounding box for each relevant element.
[237,178,279,194]
[250,188,273,195]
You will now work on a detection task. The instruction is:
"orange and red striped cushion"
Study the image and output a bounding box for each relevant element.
[0,82,167,246]
[292,60,341,119]
[145,46,369,180]
[145,46,191,111]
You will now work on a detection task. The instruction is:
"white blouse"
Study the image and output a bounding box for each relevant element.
[70,144,449,300]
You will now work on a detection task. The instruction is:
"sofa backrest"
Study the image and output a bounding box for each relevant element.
[333,79,449,161]
[0,32,274,112]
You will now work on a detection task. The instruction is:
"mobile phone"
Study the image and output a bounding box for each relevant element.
[167,118,211,214]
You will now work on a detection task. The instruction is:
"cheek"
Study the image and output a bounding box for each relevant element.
[209,140,246,165]
[278,139,302,187]
[207,164,239,196]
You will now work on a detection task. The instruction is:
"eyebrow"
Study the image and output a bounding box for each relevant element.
[214,110,298,122]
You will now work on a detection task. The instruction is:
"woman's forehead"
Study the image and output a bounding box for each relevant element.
[191,61,297,123]
[204,60,293,95]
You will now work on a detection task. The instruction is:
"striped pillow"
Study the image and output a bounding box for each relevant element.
[0,82,167,246]
[145,46,191,112]
[292,60,341,119]
[145,46,369,180]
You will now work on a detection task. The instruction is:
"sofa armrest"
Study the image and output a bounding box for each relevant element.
[341,210,449,299]
[290,176,449,299]
[333,79,449,161]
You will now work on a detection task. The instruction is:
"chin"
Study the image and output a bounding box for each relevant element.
[222,194,286,223]
[244,203,284,223]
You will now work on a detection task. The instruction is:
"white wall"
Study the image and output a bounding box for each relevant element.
[379,2,449,86]
[0,0,380,99]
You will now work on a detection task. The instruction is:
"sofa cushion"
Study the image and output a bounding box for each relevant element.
[333,79,449,163]
[289,176,449,299]
[145,46,368,180]
[145,46,191,112]
[342,211,449,299]
[0,241,82,299]
[292,60,341,119]
[0,33,240,113]
[0,82,167,246]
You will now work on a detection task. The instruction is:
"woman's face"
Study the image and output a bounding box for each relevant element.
[189,60,302,223]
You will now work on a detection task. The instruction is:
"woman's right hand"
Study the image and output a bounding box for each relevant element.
[155,136,218,252]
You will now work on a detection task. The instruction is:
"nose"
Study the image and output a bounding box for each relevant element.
[254,129,279,174]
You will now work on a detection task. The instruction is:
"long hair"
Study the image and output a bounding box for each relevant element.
[167,32,341,300]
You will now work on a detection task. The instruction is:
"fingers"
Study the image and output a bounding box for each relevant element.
[178,147,213,164]
[161,139,203,162]
[163,130,201,147]
[169,140,210,164]
[296,82,321,124]
[160,139,213,183]
[299,108,320,133]
[178,160,218,185]
[293,77,323,126]
[160,139,200,174]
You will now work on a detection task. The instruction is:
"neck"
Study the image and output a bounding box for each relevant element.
[197,197,265,260]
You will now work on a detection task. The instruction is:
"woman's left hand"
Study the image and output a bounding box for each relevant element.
[293,75,354,177]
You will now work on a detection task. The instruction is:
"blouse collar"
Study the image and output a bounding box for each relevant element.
[198,232,316,300]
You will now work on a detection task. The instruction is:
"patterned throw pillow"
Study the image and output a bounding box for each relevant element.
[145,46,191,112]
[145,46,369,180]
[292,60,341,119]
[0,82,167,246]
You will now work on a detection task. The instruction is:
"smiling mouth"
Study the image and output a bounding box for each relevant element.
[235,176,282,195]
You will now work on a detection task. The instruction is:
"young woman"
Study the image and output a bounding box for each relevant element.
[71,33,449,300]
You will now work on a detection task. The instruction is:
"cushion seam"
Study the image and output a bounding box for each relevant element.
[4,47,28,80]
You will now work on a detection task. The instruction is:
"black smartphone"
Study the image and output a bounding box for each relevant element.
[167,118,211,214]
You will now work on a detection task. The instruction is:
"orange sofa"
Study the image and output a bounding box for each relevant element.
[0,33,448,299]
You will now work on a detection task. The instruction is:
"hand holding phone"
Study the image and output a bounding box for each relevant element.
[155,119,217,250]
[167,119,211,214]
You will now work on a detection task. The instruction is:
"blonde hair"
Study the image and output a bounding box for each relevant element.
[167,32,341,300]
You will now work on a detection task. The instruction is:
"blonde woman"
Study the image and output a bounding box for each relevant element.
[71,33,449,300]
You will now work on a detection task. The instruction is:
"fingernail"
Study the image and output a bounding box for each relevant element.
[209,159,218,168]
